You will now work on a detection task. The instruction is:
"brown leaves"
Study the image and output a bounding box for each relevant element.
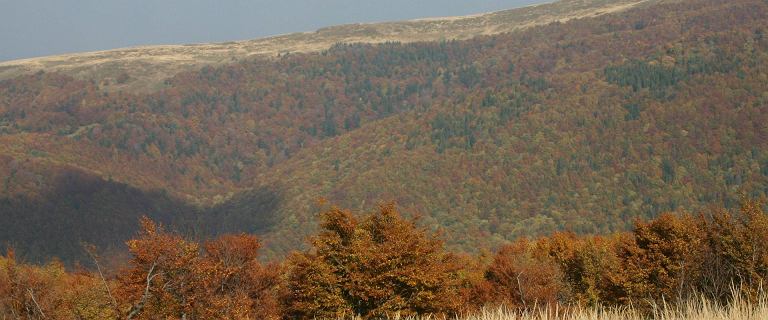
[0,248,116,319]
[469,199,768,312]
[470,238,565,310]
[284,203,464,319]
[615,213,704,308]
[117,217,282,319]
[699,198,768,302]
[612,199,768,308]
[200,234,283,320]
[2,199,768,318]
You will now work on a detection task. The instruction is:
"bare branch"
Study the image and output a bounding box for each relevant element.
[28,288,46,319]
[517,272,526,309]
[127,260,158,320]
[83,244,120,317]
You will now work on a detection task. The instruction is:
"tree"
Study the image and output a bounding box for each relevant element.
[198,234,283,319]
[283,204,464,319]
[699,198,768,303]
[117,217,200,319]
[539,232,625,307]
[471,238,565,309]
[0,248,114,319]
[116,217,282,319]
[616,213,704,308]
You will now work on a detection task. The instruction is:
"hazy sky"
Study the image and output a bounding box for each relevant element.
[0,0,548,62]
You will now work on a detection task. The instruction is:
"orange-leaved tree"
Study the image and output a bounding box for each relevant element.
[539,232,625,307]
[0,248,114,319]
[116,217,281,319]
[117,217,201,319]
[198,234,283,319]
[470,238,565,309]
[616,213,704,308]
[283,203,464,319]
[699,198,768,303]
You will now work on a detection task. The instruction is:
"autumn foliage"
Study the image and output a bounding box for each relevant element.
[3,0,768,265]
[283,204,463,319]
[115,218,282,319]
[1,0,768,316]
[0,249,117,319]
[1,199,767,319]
[469,238,565,309]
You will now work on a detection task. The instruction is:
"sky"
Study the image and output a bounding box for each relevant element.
[0,0,547,62]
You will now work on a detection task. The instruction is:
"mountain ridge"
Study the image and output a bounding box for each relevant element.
[0,0,651,93]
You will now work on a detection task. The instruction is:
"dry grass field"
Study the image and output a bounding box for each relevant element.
[362,294,768,320]
[0,0,652,93]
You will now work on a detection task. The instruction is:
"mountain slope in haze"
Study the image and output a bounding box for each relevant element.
[247,0,768,255]
[1,0,767,262]
[0,0,649,93]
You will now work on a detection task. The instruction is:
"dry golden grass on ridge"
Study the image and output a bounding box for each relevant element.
[0,0,651,93]
[347,295,768,320]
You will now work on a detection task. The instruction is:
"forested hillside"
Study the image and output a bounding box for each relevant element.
[1,0,767,262]
[3,200,768,319]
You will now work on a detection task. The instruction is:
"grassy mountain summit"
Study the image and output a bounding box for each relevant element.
[1,0,767,263]
[0,0,649,93]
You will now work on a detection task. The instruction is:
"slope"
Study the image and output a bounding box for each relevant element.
[0,0,650,93]
[245,0,768,256]
[1,0,767,262]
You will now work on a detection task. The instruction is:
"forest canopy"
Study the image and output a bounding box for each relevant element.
[2,199,768,319]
